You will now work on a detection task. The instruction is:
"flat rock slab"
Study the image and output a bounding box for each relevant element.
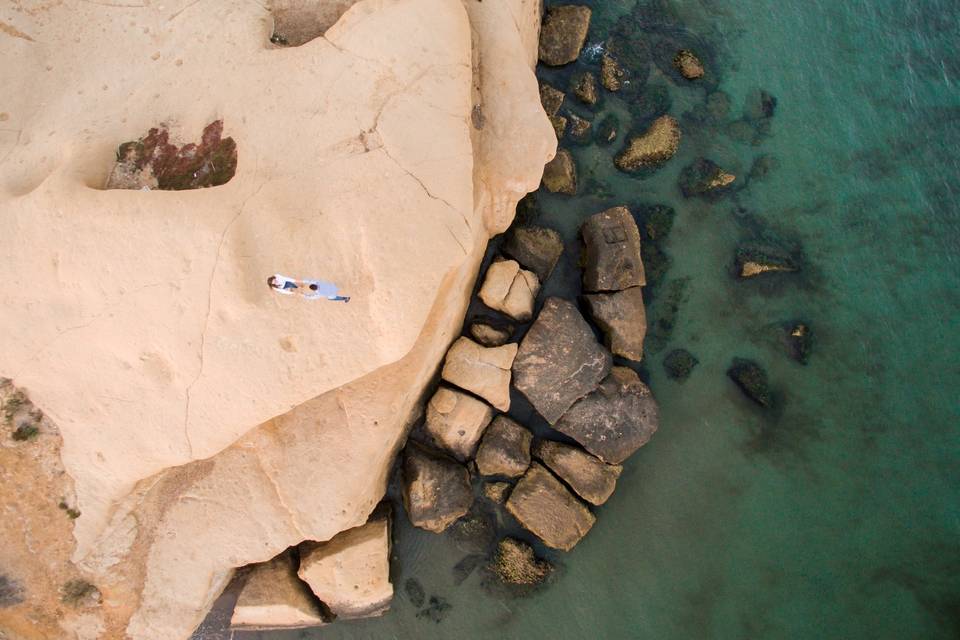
[441,337,518,411]
[553,367,659,464]
[505,463,595,551]
[533,440,622,506]
[477,260,541,322]
[512,297,612,425]
[475,416,532,478]
[583,287,647,362]
[298,509,393,620]
[538,5,592,66]
[501,226,564,283]
[402,444,473,533]
[425,386,494,461]
[581,206,645,292]
[231,551,326,630]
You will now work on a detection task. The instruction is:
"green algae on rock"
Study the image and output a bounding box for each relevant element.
[727,358,773,407]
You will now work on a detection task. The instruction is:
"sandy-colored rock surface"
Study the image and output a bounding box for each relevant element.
[533,440,622,506]
[441,337,518,412]
[298,509,393,619]
[230,552,326,630]
[425,386,494,461]
[505,463,595,551]
[0,0,555,637]
[477,260,541,322]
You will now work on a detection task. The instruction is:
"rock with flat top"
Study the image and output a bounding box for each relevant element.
[441,337,517,411]
[478,260,541,322]
[298,508,392,620]
[424,386,494,461]
[581,207,645,292]
[501,226,564,283]
[230,551,326,630]
[538,5,592,66]
[542,149,577,195]
[512,298,612,424]
[614,115,680,172]
[469,321,513,347]
[583,287,647,361]
[533,440,621,506]
[554,367,659,464]
[475,416,532,478]
[402,443,473,533]
[505,463,595,551]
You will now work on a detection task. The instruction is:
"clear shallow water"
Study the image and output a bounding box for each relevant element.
[246,0,960,638]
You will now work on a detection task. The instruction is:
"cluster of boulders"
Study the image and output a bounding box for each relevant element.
[230,507,393,630]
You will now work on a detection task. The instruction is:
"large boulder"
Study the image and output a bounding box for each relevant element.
[477,260,541,322]
[297,508,393,620]
[553,367,659,464]
[402,443,473,533]
[424,386,494,461]
[475,416,532,478]
[581,206,646,292]
[538,5,592,66]
[512,298,612,424]
[583,287,647,361]
[501,225,564,283]
[505,463,595,551]
[614,115,680,172]
[542,148,578,195]
[533,440,622,506]
[230,552,326,630]
[441,337,517,411]
[492,538,552,586]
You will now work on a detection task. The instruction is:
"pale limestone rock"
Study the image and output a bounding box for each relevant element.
[425,387,494,461]
[298,510,392,619]
[478,260,541,322]
[230,552,326,630]
[441,338,518,412]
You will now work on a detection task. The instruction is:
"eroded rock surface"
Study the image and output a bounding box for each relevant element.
[425,387,494,461]
[505,463,595,551]
[581,207,646,292]
[475,416,532,478]
[534,440,622,506]
[538,5,592,66]
[230,552,326,631]
[492,538,552,585]
[614,115,680,171]
[583,287,647,361]
[402,444,473,533]
[477,260,541,322]
[441,337,518,412]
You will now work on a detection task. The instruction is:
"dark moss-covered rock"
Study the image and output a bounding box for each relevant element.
[640,242,671,291]
[645,277,689,353]
[673,49,705,79]
[416,596,452,623]
[501,225,564,282]
[404,578,426,608]
[548,114,568,140]
[637,204,675,242]
[402,443,473,533]
[735,245,799,278]
[678,157,736,199]
[514,192,539,226]
[662,348,698,381]
[61,579,102,608]
[727,358,772,407]
[595,114,620,145]
[542,149,577,195]
[567,113,592,144]
[0,574,24,608]
[538,5,592,66]
[614,115,680,172]
[600,52,626,91]
[625,82,672,123]
[571,71,599,106]
[539,83,565,117]
[783,321,813,364]
[492,538,553,586]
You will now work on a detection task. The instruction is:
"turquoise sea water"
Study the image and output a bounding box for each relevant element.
[241,0,960,638]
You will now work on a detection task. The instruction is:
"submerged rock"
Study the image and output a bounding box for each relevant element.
[678,157,736,198]
[748,154,780,183]
[539,83,565,117]
[673,49,705,80]
[469,321,513,347]
[534,440,622,506]
[542,149,578,195]
[230,552,326,630]
[538,5,592,66]
[492,538,553,586]
[402,443,473,533]
[662,348,699,381]
[298,508,393,620]
[571,71,599,106]
[424,386,494,461]
[583,287,647,362]
[581,206,646,292]
[505,463,596,551]
[744,88,778,120]
[554,367,659,464]
[403,578,425,608]
[735,245,799,278]
[568,113,592,144]
[483,481,512,504]
[549,114,568,139]
[638,203,675,242]
[416,595,452,623]
[441,337,517,412]
[512,298,612,424]
[477,259,540,322]
[501,225,564,283]
[614,115,680,172]
[595,114,619,145]
[475,416,532,478]
[600,52,626,91]
[727,358,772,407]
[783,321,813,364]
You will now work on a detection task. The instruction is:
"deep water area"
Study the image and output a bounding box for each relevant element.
[246,0,960,638]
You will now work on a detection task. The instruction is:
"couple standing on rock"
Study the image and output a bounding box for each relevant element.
[268,274,350,302]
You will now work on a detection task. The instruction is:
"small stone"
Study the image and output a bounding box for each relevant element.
[727,358,772,407]
[744,88,778,120]
[475,416,532,478]
[735,245,798,278]
[534,440,622,506]
[581,206,645,292]
[784,321,813,364]
[505,463,595,551]
[595,114,619,145]
[477,260,540,322]
[567,113,592,143]
[678,157,736,198]
[402,443,474,533]
[424,386,494,461]
[231,551,327,630]
[583,287,647,361]
[483,481,512,504]
[492,538,552,585]
[614,115,680,172]
[673,49,705,80]
[441,337,517,412]
[469,321,513,347]
[554,367,659,464]
[542,149,577,195]
[549,114,568,139]
[662,349,699,381]
[571,71,599,106]
[512,298,612,425]
[538,5,592,66]
[501,225,564,283]
[539,83,566,116]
